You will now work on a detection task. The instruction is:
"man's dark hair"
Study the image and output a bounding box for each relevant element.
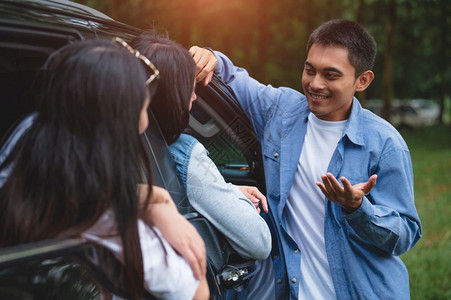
[307,19,377,77]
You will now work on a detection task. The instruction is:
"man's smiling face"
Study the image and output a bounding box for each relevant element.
[302,43,360,121]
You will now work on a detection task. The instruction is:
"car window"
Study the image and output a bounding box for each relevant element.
[190,96,248,169]
[0,22,84,142]
[189,81,266,191]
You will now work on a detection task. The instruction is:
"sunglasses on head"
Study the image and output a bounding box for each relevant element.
[113,37,160,85]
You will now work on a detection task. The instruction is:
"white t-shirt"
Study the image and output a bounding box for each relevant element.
[284,113,347,300]
[82,210,199,300]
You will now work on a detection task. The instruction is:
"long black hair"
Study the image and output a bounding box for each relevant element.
[0,39,157,299]
[132,33,196,144]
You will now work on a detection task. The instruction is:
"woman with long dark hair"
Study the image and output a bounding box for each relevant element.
[0,38,208,299]
[132,34,271,261]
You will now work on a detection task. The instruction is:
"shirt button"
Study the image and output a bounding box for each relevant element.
[294,249,299,253]
[273,255,278,259]
[291,278,297,283]
[277,279,282,284]
[273,152,279,158]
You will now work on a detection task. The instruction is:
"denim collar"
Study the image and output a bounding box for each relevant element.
[300,97,365,147]
[342,98,365,147]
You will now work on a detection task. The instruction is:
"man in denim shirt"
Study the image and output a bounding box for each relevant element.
[191,19,422,299]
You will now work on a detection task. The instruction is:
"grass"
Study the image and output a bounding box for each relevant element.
[399,125,451,300]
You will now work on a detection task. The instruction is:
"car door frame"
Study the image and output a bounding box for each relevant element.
[190,74,267,194]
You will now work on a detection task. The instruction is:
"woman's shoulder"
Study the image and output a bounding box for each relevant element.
[176,133,199,145]
[169,133,202,158]
[171,133,199,148]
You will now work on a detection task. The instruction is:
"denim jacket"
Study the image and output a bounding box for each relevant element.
[213,51,422,299]
[168,133,198,190]
[169,133,272,260]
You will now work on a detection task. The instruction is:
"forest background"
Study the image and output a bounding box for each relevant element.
[76,0,450,298]
[76,0,450,124]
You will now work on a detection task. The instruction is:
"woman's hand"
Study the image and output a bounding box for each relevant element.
[237,185,268,213]
[141,185,207,280]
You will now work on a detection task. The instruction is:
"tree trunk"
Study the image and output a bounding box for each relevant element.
[304,0,316,47]
[325,0,342,20]
[257,0,270,83]
[382,0,396,122]
[108,0,121,21]
[179,0,195,48]
[355,0,367,106]
[356,0,366,25]
[438,0,448,125]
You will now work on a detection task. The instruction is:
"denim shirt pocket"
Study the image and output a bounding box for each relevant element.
[263,140,281,163]
[262,140,281,199]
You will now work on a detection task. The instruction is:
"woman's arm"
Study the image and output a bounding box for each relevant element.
[193,277,209,300]
[237,185,268,214]
[186,142,272,260]
[139,185,207,280]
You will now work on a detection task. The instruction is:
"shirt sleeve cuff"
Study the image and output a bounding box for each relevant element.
[211,50,225,76]
[343,196,374,222]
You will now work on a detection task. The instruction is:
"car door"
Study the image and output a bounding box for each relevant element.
[0,237,157,300]
[190,74,266,194]
[0,2,159,298]
[0,0,148,141]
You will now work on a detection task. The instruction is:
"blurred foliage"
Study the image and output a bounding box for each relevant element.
[400,125,451,299]
[72,1,450,297]
[76,0,450,104]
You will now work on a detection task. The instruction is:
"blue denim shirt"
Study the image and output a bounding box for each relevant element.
[213,51,422,299]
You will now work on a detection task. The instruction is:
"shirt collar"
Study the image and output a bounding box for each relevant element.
[342,97,365,146]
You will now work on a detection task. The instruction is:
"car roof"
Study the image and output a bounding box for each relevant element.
[0,0,141,36]
[1,0,111,20]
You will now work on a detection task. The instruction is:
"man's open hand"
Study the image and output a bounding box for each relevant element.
[317,173,377,213]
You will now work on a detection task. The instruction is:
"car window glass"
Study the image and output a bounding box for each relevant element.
[190,98,248,169]
[0,25,82,142]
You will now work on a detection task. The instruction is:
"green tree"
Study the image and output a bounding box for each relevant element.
[382,0,396,121]
[74,0,449,122]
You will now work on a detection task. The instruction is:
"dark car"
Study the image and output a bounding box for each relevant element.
[0,0,268,298]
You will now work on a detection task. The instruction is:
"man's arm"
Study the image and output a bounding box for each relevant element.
[316,173,377,213]
[189,46,285,141]
[189,46,217,86]
[318,149,421,256]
